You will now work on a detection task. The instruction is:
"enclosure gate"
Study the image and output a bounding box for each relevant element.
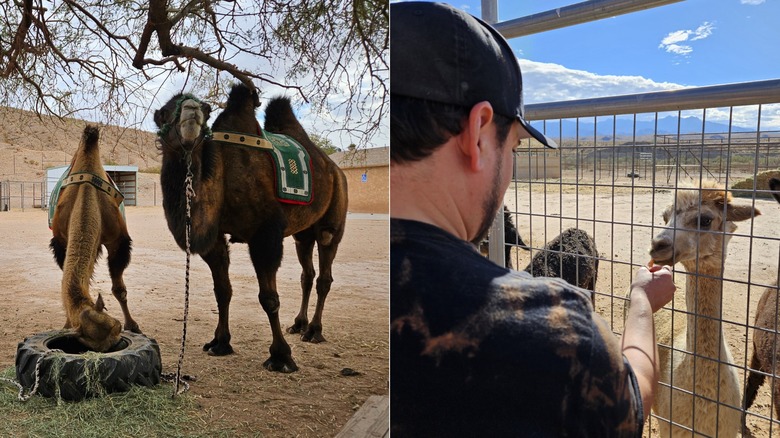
[0,181,46,211]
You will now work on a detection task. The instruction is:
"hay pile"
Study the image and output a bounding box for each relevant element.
[0,367,212,437]
[731,170,780,199]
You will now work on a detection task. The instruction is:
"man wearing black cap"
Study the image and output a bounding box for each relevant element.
[390,2,676,436]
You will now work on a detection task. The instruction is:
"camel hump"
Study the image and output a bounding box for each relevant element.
[264,97,301,133]
[82,125,100,152]
[227,83,261,111]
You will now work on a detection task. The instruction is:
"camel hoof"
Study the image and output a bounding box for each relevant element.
[263,357,298,373]
[125,322,142,334]
[203,340,234,356]
[301,330,326,344]
[286,321,308,335]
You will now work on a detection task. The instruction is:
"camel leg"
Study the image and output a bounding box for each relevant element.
[51,236,70,328]
[249,226,297,373]
[50,236,67,270]
[106,235,140,333]
[288,229,316,336]
[201,236,234,356]
[743,350,765,426]
[302,234,341,343]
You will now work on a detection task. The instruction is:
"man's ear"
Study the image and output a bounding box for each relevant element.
[460,101,494,172]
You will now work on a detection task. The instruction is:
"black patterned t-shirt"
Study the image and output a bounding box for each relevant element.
[391,219,643,437]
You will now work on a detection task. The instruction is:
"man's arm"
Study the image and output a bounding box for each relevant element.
[621,265,676,418]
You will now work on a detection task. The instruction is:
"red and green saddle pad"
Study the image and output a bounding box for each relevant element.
[48,166,126,229]
[262,130,312,205]
[213,129,313,205]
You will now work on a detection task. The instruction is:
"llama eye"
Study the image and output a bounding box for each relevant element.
[699,217,712,228]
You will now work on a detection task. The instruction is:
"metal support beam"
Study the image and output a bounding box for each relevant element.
[481,0,498,24]
[487,204,505,267]
[526,79,780,121]
[493,0,684,39]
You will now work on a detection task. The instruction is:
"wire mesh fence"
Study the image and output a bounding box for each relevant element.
[488,83,780,436]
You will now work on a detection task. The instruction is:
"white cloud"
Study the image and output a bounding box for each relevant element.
[741,0,765,5]
[516,59,780,130]
[518,59,686,104]
[691,22,715,41]
[660,30,690,46]
[658,22,715,55]
[664,44,694,55]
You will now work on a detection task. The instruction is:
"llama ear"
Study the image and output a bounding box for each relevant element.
[727,204,760,222]
[662,207,672,224]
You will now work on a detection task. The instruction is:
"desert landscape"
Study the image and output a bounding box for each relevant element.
[0,108,389,436]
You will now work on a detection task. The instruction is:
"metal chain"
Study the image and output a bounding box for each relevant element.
[0,349,63,402]
[173,151,195,397]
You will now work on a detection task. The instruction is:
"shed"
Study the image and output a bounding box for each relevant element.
[329,147,388,214]
[514,149,561,180]
[44,165,139,207]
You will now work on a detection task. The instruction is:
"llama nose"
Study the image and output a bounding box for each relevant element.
[650,237,672,258]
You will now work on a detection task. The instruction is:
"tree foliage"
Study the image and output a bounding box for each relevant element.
[0,0,388,145]
[309,132,341,155]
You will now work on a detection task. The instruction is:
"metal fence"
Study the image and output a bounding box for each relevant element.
[0,181,46,211]
[479,1,780,435]
[490,81,780,436]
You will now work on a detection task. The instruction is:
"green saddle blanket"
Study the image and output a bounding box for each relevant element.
[262,130,312,205]
[48,166,126,228]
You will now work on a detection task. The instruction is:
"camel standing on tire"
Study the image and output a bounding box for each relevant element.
[49,125,139,352]
[154,85,348,372]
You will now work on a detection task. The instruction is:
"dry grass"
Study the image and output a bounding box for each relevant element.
[0,367,231,437]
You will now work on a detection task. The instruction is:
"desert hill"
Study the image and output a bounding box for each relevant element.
[0,106,160,183]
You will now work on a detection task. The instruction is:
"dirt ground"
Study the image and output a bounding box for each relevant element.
[503,183,780,437]
[0,206,389,437]
[4,177,780,436]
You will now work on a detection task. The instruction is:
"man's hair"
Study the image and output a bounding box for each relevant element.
[391,94,514,164]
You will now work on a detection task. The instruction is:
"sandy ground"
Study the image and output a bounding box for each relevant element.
[0,206,389,437]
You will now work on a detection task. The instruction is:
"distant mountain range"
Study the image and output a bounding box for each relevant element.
[533,116,755,139]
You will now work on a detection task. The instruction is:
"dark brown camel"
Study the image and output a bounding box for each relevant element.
[49,125,139,352]
[154,85,348,372]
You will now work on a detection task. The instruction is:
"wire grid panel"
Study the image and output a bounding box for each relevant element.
[499,104,780,437]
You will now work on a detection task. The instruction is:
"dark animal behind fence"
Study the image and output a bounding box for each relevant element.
[523,228,599,306]
[479,205,530,266]
[743,177,780,425]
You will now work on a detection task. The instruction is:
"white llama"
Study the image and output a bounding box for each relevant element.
[649,181,760,437]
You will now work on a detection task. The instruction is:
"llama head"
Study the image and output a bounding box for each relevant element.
[650,180,760,269]
[75,294,122,352]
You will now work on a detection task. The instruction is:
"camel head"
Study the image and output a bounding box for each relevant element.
[650,180,760,270]
[154,93,212,151]
[75,294,122,352]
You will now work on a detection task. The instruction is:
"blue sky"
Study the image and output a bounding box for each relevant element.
[390,0,780,128]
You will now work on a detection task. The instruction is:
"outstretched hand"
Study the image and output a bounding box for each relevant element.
[630,264,676,313]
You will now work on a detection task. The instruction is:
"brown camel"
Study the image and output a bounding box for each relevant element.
[49,125,139,352]
[154,85,348,372]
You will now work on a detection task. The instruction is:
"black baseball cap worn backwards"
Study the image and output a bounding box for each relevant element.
[391,1,557,149]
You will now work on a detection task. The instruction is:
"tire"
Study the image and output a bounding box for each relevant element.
[15,330,162,401]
